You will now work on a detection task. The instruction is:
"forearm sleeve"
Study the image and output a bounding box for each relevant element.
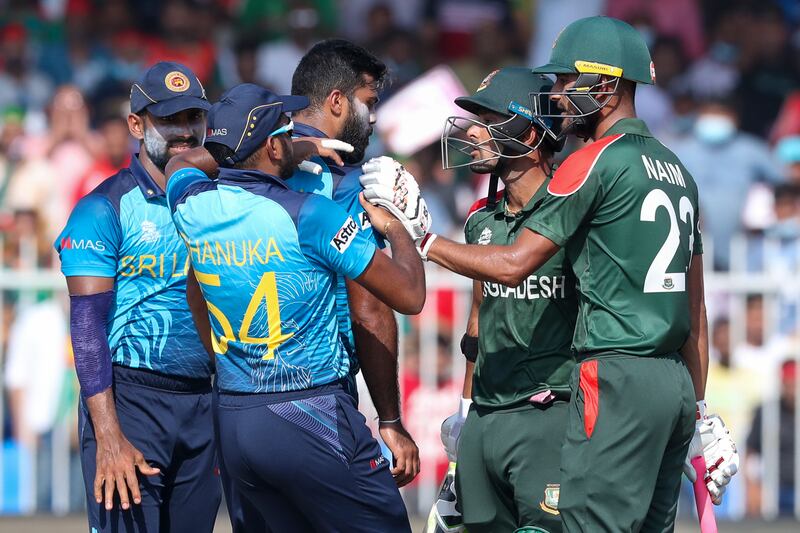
[70,291,114,398]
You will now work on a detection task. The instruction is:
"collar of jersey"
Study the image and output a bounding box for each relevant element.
[602,118,652,138]
[217,167,288,189]
[130,153,166,199]
[500,171,553,219]
[292,121,347,176]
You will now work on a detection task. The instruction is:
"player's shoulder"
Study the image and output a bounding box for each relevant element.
[548,133,628,196]
[80,167,137,214]
[167,167,217,213]
[332,165,363,200]
[71,168,136,222]
[465,190,503,230]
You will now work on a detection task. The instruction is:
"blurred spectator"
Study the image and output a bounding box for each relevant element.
[402,333,460,486]
[734,4,800,137]
[684,8,744,101]
[607,0,703,58]
[422,0,516,62]
[451,20,518,95]
[0,23,53,116]
[745,359,797,517]
[146,0,217,84]
[255,3,321,94]
[4,86,100,246]
[705,316,760,518]
[732,294,796,381]
[4,296,72,510]
[38,3,112,99]
[5,297,69,448]
[71,110,131,205]
[339,0,424,40]
[403,144,459,237]
[672,99,784,270]
[775,136,800,183]
[526,0,604,68]
[707,317,763,437]
[0,107,26,227]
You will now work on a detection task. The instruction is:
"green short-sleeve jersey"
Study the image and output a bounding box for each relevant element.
[525,118,703,358]
[465,182,578,409]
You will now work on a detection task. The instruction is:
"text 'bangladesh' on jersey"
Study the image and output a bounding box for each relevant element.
[166,166,376,394]
[55,155,211,378]
[466,182,578,409]
[526,118,703,358]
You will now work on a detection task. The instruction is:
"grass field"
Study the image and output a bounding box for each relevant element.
[1,515,799,532]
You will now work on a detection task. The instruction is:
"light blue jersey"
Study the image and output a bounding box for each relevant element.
[55,155,211,378]
[167,167,377,393]
[288,122,385,374]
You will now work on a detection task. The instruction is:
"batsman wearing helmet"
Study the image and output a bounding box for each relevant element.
[430,67,576,533]
[365,17,740,533]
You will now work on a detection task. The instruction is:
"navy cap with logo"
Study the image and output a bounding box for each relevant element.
[130,61,211,117]
[204,83,309,167]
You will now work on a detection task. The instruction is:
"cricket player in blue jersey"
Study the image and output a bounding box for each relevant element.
[288,39,421,486]
[54,62,220,532]
[165,83,425,532]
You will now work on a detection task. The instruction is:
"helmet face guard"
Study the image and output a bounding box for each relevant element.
[441,102,560,170]
[530,74,620,140]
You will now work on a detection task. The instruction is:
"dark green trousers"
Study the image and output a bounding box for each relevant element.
[559,353,695,533]
[456,402,568,533]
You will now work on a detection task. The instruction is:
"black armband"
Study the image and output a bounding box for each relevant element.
[460,334,479,362]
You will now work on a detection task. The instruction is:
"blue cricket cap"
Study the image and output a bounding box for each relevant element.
[130,61,211,117]
[204,83,309,167]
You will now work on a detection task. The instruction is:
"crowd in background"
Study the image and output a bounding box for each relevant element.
[1,0,800,520]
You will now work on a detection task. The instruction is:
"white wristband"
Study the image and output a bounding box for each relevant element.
[418,233,438,261]
[459,397,472,418]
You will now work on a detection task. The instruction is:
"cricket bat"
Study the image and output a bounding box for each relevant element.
[691,456,718,533]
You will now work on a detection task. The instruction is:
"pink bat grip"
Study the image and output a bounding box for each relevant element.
[691,455,718,533]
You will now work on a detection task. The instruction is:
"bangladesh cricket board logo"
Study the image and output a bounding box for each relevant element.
[663,276,674,290]
[539,483,560,515]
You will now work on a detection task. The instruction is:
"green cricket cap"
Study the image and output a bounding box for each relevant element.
[455,67,553,120]
[532,16,655,85]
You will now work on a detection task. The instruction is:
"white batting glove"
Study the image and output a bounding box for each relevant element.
[440,397,471,462]
[360,156,432,242]
[683,401,740,505]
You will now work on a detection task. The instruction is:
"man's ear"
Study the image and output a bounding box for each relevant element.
[522,125,540,147]
[128,113,145,141]
[265,136,283,161]
[327,89,347,119]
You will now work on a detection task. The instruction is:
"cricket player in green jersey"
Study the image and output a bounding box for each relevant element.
[364,17,740,533]
[436,67,575,533]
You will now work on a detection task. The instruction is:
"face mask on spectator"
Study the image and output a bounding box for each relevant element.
[694,114,736,145]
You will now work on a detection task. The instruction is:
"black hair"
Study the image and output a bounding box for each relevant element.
[205,142,262,170]
[291,39,388,109]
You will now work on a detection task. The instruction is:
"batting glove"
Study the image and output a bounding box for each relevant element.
[440,397,471,463]
[359,156,432,243]
[683,401,740,505]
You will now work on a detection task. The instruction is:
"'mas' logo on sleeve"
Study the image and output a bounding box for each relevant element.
[331,216,358,253]
[60,236,106,252]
